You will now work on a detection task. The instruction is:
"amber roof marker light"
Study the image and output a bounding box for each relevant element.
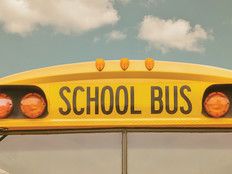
[204,92,230,118]
[96,59,105,71]
[0,93,13,118]
[145,58,154,71]
[120,58,129,71]
[20,93,46,118]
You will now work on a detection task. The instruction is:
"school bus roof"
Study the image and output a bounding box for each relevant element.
[1,59,232,133]
[0,60,232,84]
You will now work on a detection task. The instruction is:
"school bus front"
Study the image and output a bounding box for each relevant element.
[1,59,232,132]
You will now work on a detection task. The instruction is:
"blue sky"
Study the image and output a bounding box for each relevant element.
[0,0,231,78]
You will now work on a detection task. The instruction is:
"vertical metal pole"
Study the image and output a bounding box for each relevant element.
[122,130,127,174]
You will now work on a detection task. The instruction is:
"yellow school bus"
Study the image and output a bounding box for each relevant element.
[1,58,232,134]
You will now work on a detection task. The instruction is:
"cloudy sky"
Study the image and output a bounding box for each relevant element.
[0,0,231,78]
[0,1,232,173]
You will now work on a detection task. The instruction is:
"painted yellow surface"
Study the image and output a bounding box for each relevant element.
[1,60,232,130]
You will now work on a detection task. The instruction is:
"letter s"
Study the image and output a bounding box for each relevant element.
[180,85,192,114]
[59,86,71,115]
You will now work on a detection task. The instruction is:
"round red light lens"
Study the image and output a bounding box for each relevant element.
[0,93,13,118]
[204,92,230,118]
[20,93,46,118]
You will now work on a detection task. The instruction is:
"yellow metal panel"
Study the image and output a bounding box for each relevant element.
[50,81,199,119]
[1,60,232,84]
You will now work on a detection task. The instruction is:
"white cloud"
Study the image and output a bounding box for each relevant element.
[138,16,213,53]
[0,168,9,174]
[106,30,126,42]
[0,0,119,35]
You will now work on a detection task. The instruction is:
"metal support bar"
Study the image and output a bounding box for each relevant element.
[122,130,127,174]
[0,128,8,142]
[0,135,7,142]
[3,127,232,136]
[4,127,232,136]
